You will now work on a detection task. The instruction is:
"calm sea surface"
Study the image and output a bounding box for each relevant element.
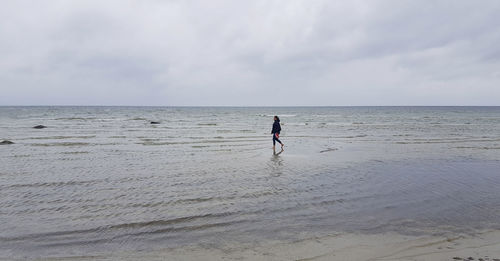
[1,106,500,258]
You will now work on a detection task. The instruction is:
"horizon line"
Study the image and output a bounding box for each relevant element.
[1,105,500,107]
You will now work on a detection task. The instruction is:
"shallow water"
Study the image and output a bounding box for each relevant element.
[1,106,500,258]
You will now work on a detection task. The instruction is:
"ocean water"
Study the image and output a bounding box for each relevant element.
[1,106,500,258]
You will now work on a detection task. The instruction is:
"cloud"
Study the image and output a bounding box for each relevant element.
[1,0,499,105]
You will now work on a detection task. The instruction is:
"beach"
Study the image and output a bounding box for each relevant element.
[2,0,500,259]
[1,106,500,260]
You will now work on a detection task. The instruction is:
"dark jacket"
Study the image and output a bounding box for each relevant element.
[271,119,281,134]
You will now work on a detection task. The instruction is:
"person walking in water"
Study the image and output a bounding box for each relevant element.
[271,116,284,150]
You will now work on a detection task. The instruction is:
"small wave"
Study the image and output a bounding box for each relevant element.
[395,138,500,144]
[288,135,331,139]
[140,138,161,142]
[55,117,95,121]
[258,114,296,117]
[0,227,102,242]
[1,179,101,189]
[224,136,267,139]
[132,220,246,236]
[309,199,345,206]
[198,123,217,126]
[220,143,261,148]
[482,146,500,149]
[455,146,500,150]
[38,238,110,248]
[208,148,232,152]
[216,129,256,134]
[12,154,31,158]
[128,117,147,121]
[108,212,239,230]
[138,141,172,146]
[31,142,90,147]
[28,135,96,140]
[339,134,368,139]
[138,138,265,146]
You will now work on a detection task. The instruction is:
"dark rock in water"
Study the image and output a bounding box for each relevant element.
[319,148,338,153]
[150,121,160,124]
[33,125,47,129]
[0,140,14,145]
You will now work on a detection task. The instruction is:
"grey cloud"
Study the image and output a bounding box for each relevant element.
[1,0,499,105]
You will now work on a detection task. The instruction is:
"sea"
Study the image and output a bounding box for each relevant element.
[1,106,499,259]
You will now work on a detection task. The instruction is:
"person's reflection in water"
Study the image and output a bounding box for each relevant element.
[270,148,284,177]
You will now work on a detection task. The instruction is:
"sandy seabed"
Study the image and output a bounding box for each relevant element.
[25,230,500,261]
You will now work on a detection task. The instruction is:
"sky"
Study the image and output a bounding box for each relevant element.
[1,0,499,106]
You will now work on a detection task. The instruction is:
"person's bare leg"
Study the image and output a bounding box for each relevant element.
[273,145,276,150]
[281,143,284,149]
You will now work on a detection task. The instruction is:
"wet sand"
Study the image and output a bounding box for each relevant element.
[28,230,500,261]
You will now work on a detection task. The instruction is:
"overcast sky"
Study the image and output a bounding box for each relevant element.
[1,0,499,106]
